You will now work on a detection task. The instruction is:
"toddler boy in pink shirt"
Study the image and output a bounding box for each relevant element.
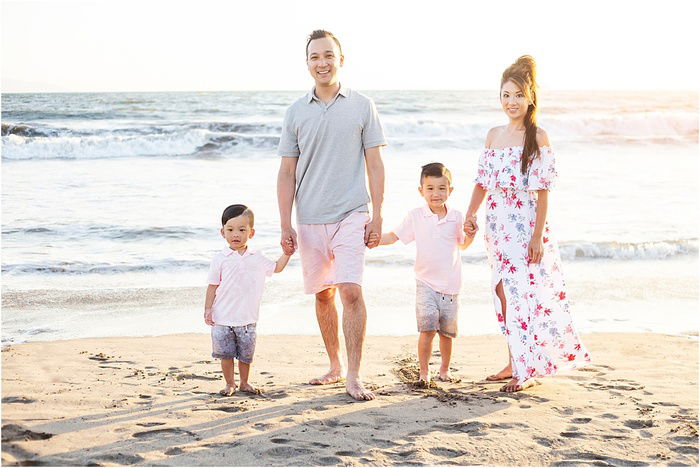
[204,204,293,396]
[375,163,474,384]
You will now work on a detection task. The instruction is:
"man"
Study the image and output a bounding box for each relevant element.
[277,29,386,401]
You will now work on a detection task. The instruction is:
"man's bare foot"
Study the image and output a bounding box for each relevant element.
[219,384,236,396]
[309,370,345,385]
[438,371,453,382]
[485,364,513,381]
[500,377,539,393]
[346,379,375,401]
[239,382,261,394]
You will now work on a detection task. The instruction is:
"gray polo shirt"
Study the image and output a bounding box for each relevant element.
[278,85,387,224]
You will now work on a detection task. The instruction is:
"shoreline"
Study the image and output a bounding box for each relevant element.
[2,332,697,466]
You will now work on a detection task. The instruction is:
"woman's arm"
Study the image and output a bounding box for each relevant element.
[464,184,487,236]
[528,190,548,264]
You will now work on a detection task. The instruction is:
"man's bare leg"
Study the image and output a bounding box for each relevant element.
[219,358,236,396]
[338,283,374,400]
[309,287,345,385]
[417,330,436,382]
[438,333,453,381]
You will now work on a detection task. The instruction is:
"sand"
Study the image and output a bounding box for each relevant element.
[1,333,698,466]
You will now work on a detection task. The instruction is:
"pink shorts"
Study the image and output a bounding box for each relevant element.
[297,211,370,294]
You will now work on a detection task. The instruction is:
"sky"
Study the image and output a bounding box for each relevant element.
[2,0,699,92]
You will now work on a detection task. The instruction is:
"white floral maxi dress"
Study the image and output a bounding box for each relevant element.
[475,146,591,384]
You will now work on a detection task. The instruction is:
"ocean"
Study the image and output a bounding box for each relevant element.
[2,90,698,344]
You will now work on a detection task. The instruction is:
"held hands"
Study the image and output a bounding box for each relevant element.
[204,308,214,326]
[364,217,382,249]
[280,227,297,255]
[463,215,478,238]
[528,236,544,264]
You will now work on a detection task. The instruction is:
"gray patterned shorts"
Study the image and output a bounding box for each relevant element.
[415,281,459,338]
[210,323,257,363]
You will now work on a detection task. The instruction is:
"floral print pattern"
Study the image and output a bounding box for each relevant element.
[475,146,591,384]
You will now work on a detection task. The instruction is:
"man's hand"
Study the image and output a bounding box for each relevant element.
[204,308,214,326]
[364,217,382,249]
[281,227,297,255]
[464,215,478,237]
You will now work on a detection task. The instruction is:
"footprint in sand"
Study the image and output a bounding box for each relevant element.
[136,422,165,427]
[600,413,618,419]
[92,453,144,464]
[571,417,592,424]
[317,456,342,465]
[428,447,464,458]
[560,432,585,438]
[336,450,362,457]
[623,419,654,429]
[264,447,313,458]
[270,438,291,444]
[132,428,196,439]
[1,424,53,442]
[164,447,184,455]
[533,436,555,447]
[1,396,35,404]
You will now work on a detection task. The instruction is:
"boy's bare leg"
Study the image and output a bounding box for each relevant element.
[310,287,345,385]
[438,334,453,381]
[418,330,436,381]
[219,358,236,396]
[238,361,258,393]
[338,283,374,400]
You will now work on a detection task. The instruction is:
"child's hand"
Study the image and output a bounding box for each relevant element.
[367,232,380,247]
[464,216,478,237]
[204,308,214,326]
[284,238,296,255]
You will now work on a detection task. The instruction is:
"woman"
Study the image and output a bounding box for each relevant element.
[464,56,590,392]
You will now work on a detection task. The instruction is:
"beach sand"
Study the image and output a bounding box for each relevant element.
[2,333,697,466]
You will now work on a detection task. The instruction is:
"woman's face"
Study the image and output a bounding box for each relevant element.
[500,80,530,120]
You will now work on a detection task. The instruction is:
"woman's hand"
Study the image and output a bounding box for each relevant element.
[528,236,544,264]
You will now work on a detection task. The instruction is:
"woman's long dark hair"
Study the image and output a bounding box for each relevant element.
[501,56,539,174]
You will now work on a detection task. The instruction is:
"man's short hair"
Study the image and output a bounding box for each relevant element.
[221,204,254,228]
[306,29,343,57]
[420,162,452,185]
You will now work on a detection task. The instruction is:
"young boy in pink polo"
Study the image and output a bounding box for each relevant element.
[375,163,474,384]
[204,204,293,396]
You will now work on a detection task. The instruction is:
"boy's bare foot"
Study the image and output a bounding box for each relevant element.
[219,385,236,396]
[309,370,345,385]
[239,382,261,394]
[346,378,375,401]
[500,377,539,393]
[486,364,513,381]
[438,371,453,382]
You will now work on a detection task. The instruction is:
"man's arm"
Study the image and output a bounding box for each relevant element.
[364,146,385,248]
[277,157,298,254]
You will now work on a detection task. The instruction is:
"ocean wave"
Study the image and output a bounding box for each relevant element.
[1,259,210,275]
[2,239,695,276]
[2,109,696,160]
[2,225,214,241]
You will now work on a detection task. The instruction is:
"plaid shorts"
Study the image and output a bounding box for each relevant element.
[210,323,257,363]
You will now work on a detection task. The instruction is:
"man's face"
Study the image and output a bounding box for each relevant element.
[306,37,343,87]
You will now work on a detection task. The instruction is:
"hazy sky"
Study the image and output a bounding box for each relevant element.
[2,0,699,92]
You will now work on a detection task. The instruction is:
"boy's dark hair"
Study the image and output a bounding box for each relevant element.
[420,162,452,185]
[306,29,343,57]
[221,204,254,228]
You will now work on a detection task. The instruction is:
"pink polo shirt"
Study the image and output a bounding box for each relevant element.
[207,247,276,327]
[393,205,466,295]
